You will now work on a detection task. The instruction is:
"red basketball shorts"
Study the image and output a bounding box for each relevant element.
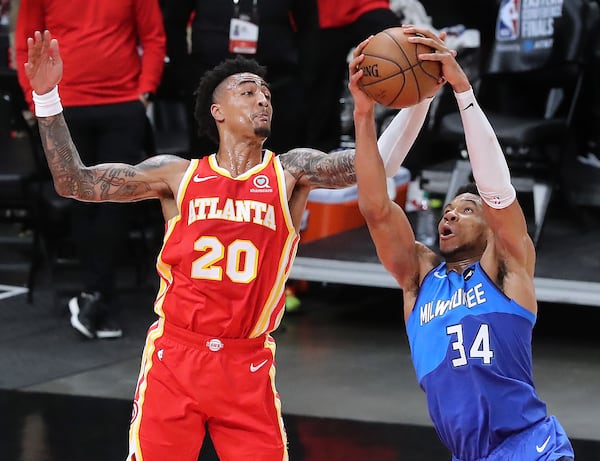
[126,319,288,461]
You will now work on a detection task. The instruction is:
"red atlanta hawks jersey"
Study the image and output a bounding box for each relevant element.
[154,151,299,338]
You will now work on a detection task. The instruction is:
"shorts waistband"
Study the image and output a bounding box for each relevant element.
[162,321,268,352]
[451,416,573,461]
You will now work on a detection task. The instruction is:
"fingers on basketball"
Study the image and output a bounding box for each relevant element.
[358,27,442,108]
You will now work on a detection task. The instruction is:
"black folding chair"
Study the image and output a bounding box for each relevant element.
[434,0,600,246]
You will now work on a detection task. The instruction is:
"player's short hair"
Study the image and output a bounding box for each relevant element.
[455,183,479,197]
[194,56,267,144]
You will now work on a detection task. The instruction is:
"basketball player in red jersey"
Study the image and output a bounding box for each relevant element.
[24,30,436,461]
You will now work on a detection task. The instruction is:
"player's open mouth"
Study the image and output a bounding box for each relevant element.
[440,225,454,239]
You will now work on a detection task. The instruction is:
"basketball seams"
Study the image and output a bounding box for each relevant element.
[382,29,412,66]
[361,72,406,106]
[418,62,443,81]
[358,26,441,108]
[386,31,428,105]
[378,30,424,106]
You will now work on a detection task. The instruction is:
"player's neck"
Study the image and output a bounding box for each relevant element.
[216,138,264,177]
[444,255,481,275]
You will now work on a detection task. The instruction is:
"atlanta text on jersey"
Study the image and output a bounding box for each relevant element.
[188,197,276,230]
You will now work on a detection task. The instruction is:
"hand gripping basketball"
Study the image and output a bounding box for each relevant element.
[358,27,443,108]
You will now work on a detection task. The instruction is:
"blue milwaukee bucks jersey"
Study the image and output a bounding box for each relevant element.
[406,262,549,459]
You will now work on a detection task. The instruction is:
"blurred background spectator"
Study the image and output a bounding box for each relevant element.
[160,0,316,157]
[578,0,600,168]
[304,0,401,153]
[14,0,166,339]
[0,0,9,66]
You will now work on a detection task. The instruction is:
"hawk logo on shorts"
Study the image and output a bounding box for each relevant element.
[206,339,224,352]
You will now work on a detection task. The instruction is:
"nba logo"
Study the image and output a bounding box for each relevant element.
[496,0,520,41]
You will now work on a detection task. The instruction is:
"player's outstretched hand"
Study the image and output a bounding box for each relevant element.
[402,24,470,94]
[24,30,63,95]
[348,36,376,116]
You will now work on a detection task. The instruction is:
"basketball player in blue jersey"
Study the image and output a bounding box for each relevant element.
[351,24,575,461]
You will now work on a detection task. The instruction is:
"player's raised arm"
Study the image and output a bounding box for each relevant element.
[349,39,428,291]
[406,24,534,270]
[38,116,185,202]
[24,30,186,203]
[278,148,356,189]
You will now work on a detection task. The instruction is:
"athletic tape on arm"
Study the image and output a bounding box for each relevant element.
[454,88,516,209]
[377,97,432,177]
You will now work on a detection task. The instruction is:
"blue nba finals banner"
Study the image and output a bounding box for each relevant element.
[488,0,569,73]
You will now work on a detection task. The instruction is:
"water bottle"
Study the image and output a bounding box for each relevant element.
[415,191,437,247]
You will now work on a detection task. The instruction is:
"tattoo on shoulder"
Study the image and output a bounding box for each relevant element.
[280,148,356,188]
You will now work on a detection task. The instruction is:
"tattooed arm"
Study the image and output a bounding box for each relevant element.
[38,113,189,203]
[278,147,356,232]
[279,148,356,189]
[24,31,188,203]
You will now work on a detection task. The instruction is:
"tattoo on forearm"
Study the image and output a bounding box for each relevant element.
[282,148,356,188]
[93,166,151,200]
[38,114,152,201]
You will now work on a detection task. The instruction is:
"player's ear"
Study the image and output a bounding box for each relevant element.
[211,103,225,122]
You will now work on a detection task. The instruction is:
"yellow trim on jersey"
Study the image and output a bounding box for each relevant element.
[153,160,198,318]
[130,161,199,458]
[153,218,180,318]
[207,150,274,180]
[249,156,299,337]
[177,158,200,206]
[273,155,298,238]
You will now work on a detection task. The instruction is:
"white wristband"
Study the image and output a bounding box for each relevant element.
[32,86,63,117]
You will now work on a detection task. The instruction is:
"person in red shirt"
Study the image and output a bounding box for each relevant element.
[15,0,165,339]
[305,0,401,153]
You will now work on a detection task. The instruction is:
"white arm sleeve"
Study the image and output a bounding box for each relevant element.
[454,88,516,209]
[377,97,433,177]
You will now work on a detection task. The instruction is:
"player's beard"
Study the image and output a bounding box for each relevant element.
[255,126,271,138]
[439,230,488,260]
[439,240,479,260]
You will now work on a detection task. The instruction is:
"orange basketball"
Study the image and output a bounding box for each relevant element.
[358,27,442,108]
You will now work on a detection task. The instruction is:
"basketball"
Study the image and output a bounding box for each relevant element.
[358,27,442,108]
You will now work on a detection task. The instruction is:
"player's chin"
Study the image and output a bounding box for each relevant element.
[254,126,271,139]
[438,242,455,259]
